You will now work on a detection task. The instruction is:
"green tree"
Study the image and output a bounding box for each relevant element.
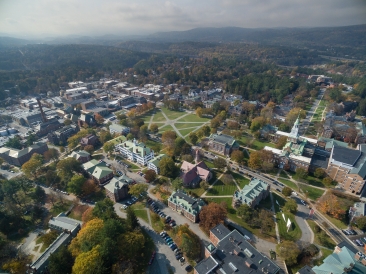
[5,136,22,149]
[48,246,74,274]
[68,175,86,196]
[84,145,94,155]
[43,148,60,162]
[149,123,159,134]
[128,184,148,197]
[126,133,134,140]
[314,168,325,179]
[237,204,253,222]
[283,199,298,214]
[250,117,266,132]
[275,136,287,149]
[99,130,112,144]
[231,150,244,163]
[211,118,220,128]
[200,180,209,190]
[282,186,292,197]
[126,207,139,230]
[159,157,178,177]
[356,216,366,230]
[189,132,198,145]
[181,233,199,259]
[213,157,227,170]
[56,157,82,183]
[322,177,333,187]
[144,170,157,182]
[32,185,46,202]
[21,153,43,179]
[276,241,300,266]
[92,199,118,221]
[295,167,308,180]
[172,178,183,191]
[103,142,115,155]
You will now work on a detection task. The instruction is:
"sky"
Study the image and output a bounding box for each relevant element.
[0,0,365,38]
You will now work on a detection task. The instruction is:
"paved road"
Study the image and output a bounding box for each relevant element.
[291,196,314,243]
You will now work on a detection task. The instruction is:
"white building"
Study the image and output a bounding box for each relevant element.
[147,154,168,174]
[116,139,154,166]
[109,124,130,135]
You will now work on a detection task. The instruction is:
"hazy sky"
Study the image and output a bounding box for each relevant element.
[1,0,365,38]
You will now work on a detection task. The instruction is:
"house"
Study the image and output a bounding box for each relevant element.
[180,161,212,188]
[147,154,168,174]
[70,150,91,163]
[80,134,98,147]
[78,113,95,127]
[47,125,79,145]
[208,133,239,156]
[232,178,270,208]
[35,118,63,137]
[168,190,206,222]
[194,224,280,274]
[0,142,48,166]
[27,213,82,274]
[349,202,366,223]
[115,139,154,166]
[109,124,130,135]
[82,159,114,185]
[104,176,132,202]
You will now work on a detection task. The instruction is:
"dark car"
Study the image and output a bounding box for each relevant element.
[185,265,193,272]
[175,253,182,260]
[148,251,156,265]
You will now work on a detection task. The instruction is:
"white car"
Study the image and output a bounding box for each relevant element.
[292,191,298,196]
[300,200,306,206]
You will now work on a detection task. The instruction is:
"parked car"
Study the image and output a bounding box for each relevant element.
[185,265,193,272]
[176,253,182,260]
[179,257,185,263]
[148,251,156,265]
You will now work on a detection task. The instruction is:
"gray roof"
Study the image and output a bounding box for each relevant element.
[194,256,219,274]
[297,265,315,274]
[48,213,82,232]
[104,176,132,193]
[210,224,231,241]
[209,133,237,146]
[332,146,361,166]
[350,145,366,178]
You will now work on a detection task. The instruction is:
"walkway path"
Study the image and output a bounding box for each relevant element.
[201,173,224,198]
[270,192,281,244]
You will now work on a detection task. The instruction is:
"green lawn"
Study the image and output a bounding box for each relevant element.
[139,110,155,122]
[278,179,298,190]
[159,125,174,132]
[134,209,149,224]
[314,248,333,266]
[152,110,166,122]
[161,108,186,120]
[238,136,276,150]
[276,212,302,241]
[324,213,348,229]
[204,160,215,169]
[299,184,324,201]
[145,139,162,151]
[272,192,286,212]
[174,122,205,129]
[307,220,336,249]
[232,173,250,189]
[179,127,200,137]
[206,180,238,196]
[176,114,210,123]
[279,170,290,179]
[185,187,206,197]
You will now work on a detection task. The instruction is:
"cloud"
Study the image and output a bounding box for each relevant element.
[0,0,365,37]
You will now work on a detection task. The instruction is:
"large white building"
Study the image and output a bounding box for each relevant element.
[115,139,154,166]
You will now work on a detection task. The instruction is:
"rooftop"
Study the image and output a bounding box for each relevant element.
[104,175,132,193]
[169,190,206,216]
[332,146,361,166]
[209,133,237,146]
[233,178,269,206]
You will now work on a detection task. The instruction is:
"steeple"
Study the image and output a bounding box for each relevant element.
[289,113,300,142]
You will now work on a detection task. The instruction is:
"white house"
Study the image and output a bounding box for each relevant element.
[115,139,154,166]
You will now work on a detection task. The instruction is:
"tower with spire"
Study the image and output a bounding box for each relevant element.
[288,114,301,143]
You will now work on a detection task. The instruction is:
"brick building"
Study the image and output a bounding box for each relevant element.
[208,133,239,156]
[232,178,270,208]
[0,142,48,166]
[168,190,206,222]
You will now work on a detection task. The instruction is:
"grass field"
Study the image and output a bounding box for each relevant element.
[174,122,204,129]
[232,173,250,189]
[299,184,325,201]
[134,209,149,224]
[206,179,238,196]
[204,160,215,169]
[278,178,298,190]
[314,248,333,266]
[161,108,186,120]
[276,212,302,241]
[179,127,199,137]
[324,213,348,229]
[159,125,175,132]
[152,111,166,122]
[185,187,206,197]
[176,114,210,123]
[139,110,155,122]
[279,170,290,179]
[238,136,276,150]
[307,220,336,249]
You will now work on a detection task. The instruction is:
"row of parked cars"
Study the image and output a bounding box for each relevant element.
[50,187,69,195]
[354,238,366,247]
[342,229,358,236]
[147,198,176,227]
[116,160,130,168]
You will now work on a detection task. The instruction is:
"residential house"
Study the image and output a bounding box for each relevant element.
[168,190,206,222]
[232,178,270,208]
[194,224,280,274]
[80,134,98,147]
[104,176,132,202]
[82,159,114,185]
[115,139,154,166]
[70,150,91,163]
[147,154,168,174]
[0,142,48,166]
[180,161,212,188]
[47,125,79,145]
[208,133,239,156]
[78,113,95,127]
[109,124,130,135]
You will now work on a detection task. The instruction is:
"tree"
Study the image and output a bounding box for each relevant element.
[43,148,60,162]
[189,132,198,145]
[200,180,209,190]
[248,150,262,170]
[162,130,177,155]
[196,107,203,117]
[276,241,300,266]
[199,203,227,233]
[84,145,94,155]
[128,184,148,197]
[56,157,82,183]
[22,153,43,179]
[82,179,97,196]
[317,191,346,219]
[211,118,220,128]
[285,107,306,126]
[250,117,266,132]
[237,204,253,222]
[322,177,333,187]
[284,199,298,214]
[231,150,244,163]
[60,147,65,153]
[99,130,112,144]
[94,113,104,124]
[126,207,139,230]
[295,167,308,180]
[32,185,46,202]
[149,123,159,134]
[126,133,134,140]
[356,216,366,230]
[5,136,22,149]
[213,157,227,170]
[72,245,105,274]
[172,178,183,191]
[92,199,118,221]
[103,142,114,155]
[159,157,178,177]
[144,170,156,182]
[282,187,293,197]
[221,173,234,185]
[82,207,95,224]
[68,175,86,196]
[275,136,287,149]
[314,168,325,179]
[48,245,74,274]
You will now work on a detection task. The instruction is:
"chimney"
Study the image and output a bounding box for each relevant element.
[37,97,48,123]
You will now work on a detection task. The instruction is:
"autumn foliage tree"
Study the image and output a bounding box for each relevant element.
[231,150,244,163]
[94,113,104,124]
[199,203,227,233]
[317,191,346,219]
[22,153,43,179]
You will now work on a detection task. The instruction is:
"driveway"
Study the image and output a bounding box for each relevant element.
[291,196,314,243]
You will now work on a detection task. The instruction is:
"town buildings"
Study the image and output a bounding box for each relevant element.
[47,125,79,145]
[180,160,212,188]
[70,150,91,163]
[232,178,270,208]
[147,154,168,174]
[82,159,114,185]
[208,133,239,156]
[194,224,280,274]
[168,190,206,222]
[104,175,132,202]
[80,134,98,147]
[109,124,130,135]
[0,142,48,166]
[115,139,154,166]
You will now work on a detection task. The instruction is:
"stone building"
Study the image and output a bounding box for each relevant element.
[168,190,206,222]
[232,178,270,208]
[208,133,239,156]
[0,142,48,166]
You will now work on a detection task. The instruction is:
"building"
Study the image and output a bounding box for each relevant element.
[208,133,239,156]
[168,190,206,222]
[232,178,270,208]
[147,154,168,174]
[349,202,366,223]
[109,124,130,135]
[115,139,154,166]
[70,150,91,163]
[47,125,79,145]
[0,142,48,166]
[326,144,366,194]
[80,134,98,147]
[27,213,82,274]
[194,224,280,274]
[82,159,114,185]
[104,176,132,202]
[78,113,95,127]
[180,160,212,188]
